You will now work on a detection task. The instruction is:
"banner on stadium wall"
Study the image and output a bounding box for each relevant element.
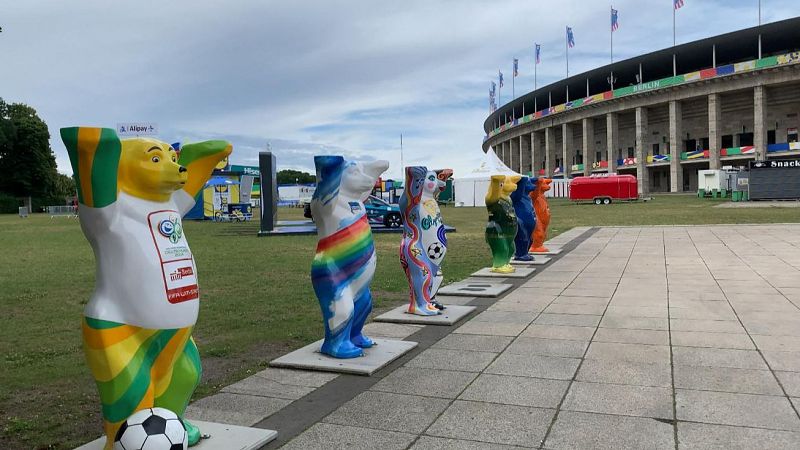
[487,51,800,139]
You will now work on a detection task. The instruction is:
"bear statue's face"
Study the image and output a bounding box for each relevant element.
[340,160,390,201]
[423,170,444,196]
[502,175,521,197]
[119,138,187,202]
[538,178,553,193]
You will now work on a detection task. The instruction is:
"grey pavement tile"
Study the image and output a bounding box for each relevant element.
[534,313,601,327]
[752,334,800,352]
[471,310,538,324]
[432,334,513,353]
[410,436,531,450]
[561,287,617,298]
[252,367,338,388]
[545,411,674,450]
[371,367,478,399]
[604,305,668,318]
[763,351,800,371]
[669,306,738,321]
[521,324,596,341]
[485,353,580,380]
[561,381,673,419]
[670,318,745,333]
[668,290,727,301]
[585,342,671,364]
[742,318,800,337]
[672,347,767,369]
[323,391,450,434]
[544,303,607,315]
[506,287,564,299]
[404,348,498,372]
[488,300,549,313]
[576,359,672,387]
[592,328,669,345]
[674,365,783,395]
[454,320,528,337]
[504,336,589,358]
[221,373,315,400]
[677,422,800,450]
[425,400,554,447]
[775,371,800,397]
[184,392,291,426]
[459,373,569,408]
[599,315,668,330]
[671,331,755,350]
[676,389,800,431]
[551,295,611,305]
[281,422,417,450]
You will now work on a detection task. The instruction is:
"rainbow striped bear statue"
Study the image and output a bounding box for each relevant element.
[511,176,537,261]
[61,127,232,449]
[310,156,389,358]
[399,166,449,316]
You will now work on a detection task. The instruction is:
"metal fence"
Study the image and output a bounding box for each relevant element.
[47,205,78,218]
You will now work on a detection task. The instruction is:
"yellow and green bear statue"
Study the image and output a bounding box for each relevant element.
[485,174,520,273]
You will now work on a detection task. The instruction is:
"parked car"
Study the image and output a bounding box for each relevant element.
[304,195,403,227]
[569,175,639,204]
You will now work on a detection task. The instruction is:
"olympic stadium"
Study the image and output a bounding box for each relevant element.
[483,16,800,194]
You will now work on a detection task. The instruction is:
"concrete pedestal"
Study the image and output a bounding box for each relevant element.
[269,338,416,376]
[374,305,476,326]
[76,421,277,450]
[510,256,552,265]
[472,267,536,278]
[530,248,562,255]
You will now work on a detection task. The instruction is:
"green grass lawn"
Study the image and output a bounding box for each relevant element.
[1,195,798,448]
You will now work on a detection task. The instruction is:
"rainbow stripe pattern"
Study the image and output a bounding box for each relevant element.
[83,317,201,449]
[311,214,376,358]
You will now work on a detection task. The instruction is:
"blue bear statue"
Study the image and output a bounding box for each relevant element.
[511,176,537,261]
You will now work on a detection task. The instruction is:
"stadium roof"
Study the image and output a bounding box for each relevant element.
[484,16,800,133]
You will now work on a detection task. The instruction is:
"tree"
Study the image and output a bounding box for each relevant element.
[0,98,60,200]
[276,169,315,185]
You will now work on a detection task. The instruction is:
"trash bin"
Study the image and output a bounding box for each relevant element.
[732,191,741,202]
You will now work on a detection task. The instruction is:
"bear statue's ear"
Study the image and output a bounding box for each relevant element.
[313,156,346,203]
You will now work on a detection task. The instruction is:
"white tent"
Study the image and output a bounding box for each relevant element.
[454,148,521,207]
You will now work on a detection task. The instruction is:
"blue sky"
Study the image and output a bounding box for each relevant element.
[1,0,796,180]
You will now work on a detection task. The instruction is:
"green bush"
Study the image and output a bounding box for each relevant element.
[0,192,20,213]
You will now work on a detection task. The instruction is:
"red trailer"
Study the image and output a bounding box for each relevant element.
[569,175,638,204]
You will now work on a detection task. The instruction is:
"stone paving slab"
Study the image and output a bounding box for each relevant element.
[269,338,417,375]
[280,423,416,450]
[374,305,476,326]
[185,393,291,427]
[545,411,675,449]
[471,267,536,278]
[323,391,450,434]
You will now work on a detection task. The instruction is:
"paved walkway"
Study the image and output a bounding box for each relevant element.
[191,225,800,449]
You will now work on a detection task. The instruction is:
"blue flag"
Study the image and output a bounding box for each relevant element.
[535,44,541,64]
[513,58,519,77]
[611,8,619,31]
[499,70,504,88]
[567,27,575,48]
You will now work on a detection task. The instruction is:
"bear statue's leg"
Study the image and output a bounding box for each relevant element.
[350,287,376,347]
[153,336,203,446]
[405,262,440,316]
[320,294,363,358]
[429,271,446,310]
[486,228,506,270]
[83,317,192,449]
[514,225,534,261]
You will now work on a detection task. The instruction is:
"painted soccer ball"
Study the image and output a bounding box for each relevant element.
[114,407,187,450]
[427,242,445,260]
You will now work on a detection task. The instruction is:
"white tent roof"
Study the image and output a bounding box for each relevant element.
[457,148,521,180]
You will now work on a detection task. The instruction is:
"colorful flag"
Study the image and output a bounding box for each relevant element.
[513,58,519,77]
[674,0,684,10]
[566,27,575,48]
[535,43,541,64]
[611,8,619,31]
[499,70,504,88]
[491,81,496,97]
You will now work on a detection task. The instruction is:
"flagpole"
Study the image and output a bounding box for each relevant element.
[673,3,676,47]
[566,27,569,78]
[400,134,404,173]
[534,50,538,90]
[610,6,614,64]
[512,63,515,100]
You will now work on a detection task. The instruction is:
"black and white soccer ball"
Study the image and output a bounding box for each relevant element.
[114,407,187,450]
[427,242,445,260]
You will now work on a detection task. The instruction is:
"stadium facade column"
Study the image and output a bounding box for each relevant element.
[545,127,555,177]
[520,134,532,175]
[635,107,650,195]
[562,122,574,178]
[669,100,684,192]
[582,118,594,177]
[708,93,722,170]
[754,85,768,160]
[510,137,519,172]
[500,141,507,166]
[530,132,539,176]
[606,113,619,174]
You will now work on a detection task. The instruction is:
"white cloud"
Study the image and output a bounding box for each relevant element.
[1,0,796,180]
